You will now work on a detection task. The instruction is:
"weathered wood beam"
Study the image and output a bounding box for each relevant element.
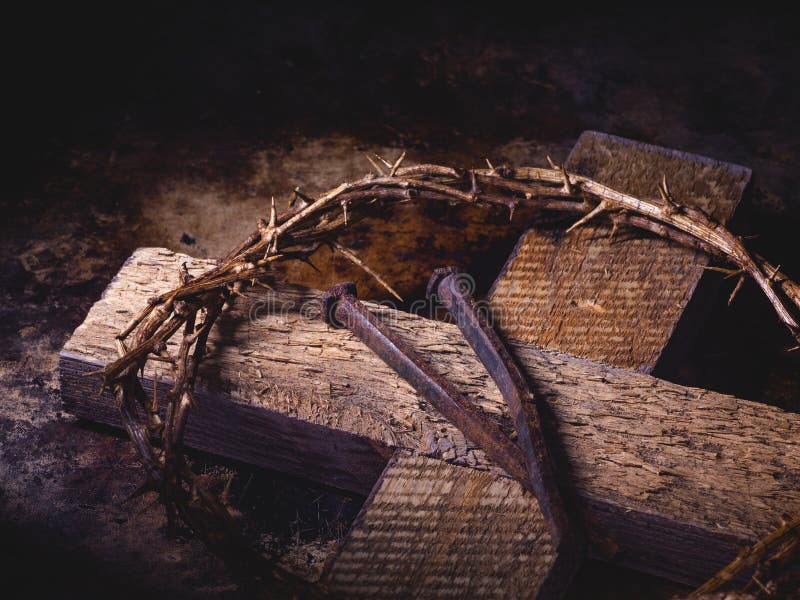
[489,131,751,374]
[323,452,557,599]
[60,248,800,585]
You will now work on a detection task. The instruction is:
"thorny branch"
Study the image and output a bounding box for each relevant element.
[92,154,800,594]
[690,514,800,597]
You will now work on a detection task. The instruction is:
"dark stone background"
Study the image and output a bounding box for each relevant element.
[2,4,798,598]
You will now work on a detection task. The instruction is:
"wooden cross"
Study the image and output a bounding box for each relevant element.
[60,134,798,597]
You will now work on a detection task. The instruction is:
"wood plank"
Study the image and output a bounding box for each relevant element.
[321,133,752,596]
[323,452,556,599]
[59,248,800,584]
[489,131,751,373]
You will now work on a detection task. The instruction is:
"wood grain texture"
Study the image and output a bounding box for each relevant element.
[489,131,751,372]
[324,452,555,599]
[60,248,800,584]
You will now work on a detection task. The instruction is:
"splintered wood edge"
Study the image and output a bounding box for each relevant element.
[59,248,800,585]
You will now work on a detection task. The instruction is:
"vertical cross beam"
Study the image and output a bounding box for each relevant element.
[489,131,750,375]
[324,133,752,597]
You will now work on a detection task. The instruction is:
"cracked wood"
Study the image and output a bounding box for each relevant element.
[60,248,800,585]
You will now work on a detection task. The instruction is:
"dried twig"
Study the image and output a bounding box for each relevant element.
[690,514,800,597]
[95,154,800,591]
[330,241,403,301]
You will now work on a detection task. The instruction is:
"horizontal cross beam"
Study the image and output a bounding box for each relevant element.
[60,248,800,585]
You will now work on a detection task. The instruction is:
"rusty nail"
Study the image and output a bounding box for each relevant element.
[322,281,530,488]
[427,267,582,555]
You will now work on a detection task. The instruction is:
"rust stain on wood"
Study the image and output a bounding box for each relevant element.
[489,131,751,372]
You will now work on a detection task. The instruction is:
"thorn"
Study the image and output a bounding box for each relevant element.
[82,367,105,378]
[788,344,800,353]
[388,151,406,177]
[546,155,560,170]
[566,201,606,233]
[508,202,516,223]
[750,575,770,596]
[702,265,744,278]
[609,219,619,242]
[767,263,781,285]
[291,187,312,208]
[268,196,277,229]
[331,241,403,301]
[364,153,386,176]
[341,200,348,225]
[228,286,247,299]
[374,153,393,169]
[659,174,671,200]
[658,174,681,214]
[470,170,478,200]
[485,158,497,175]
[728,275,745,306]
[724,269,744,280]
[561,165,573,194]
[262,229,279,259]
[94,381,108,399]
